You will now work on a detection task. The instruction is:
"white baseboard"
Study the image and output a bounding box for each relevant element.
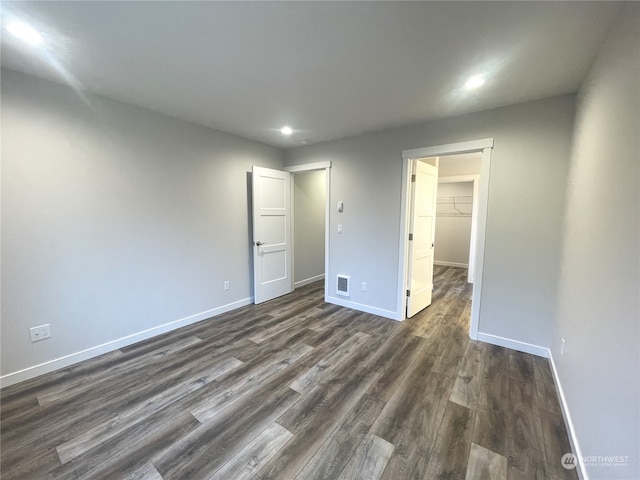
[434,261,469,268]
[548,350,587,480]
[294,274,325,288]
[476,332,549,358]
[325,295,401,321]
[475,334,585,479]
[0,297,254,389]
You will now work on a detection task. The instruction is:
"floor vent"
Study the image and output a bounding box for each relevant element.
[336,275,350,296]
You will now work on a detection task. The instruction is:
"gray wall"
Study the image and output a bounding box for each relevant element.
[553,5,639,479]
[438,153,481,177]
[435,182,473,267]
[293,170,325,285]
[1,69,283,379]
[285,95,575,347]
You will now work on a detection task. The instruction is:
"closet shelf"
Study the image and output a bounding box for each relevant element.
[436,195,472,217]
[436,195,472,204]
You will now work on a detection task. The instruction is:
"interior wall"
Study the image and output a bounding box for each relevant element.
[553,5,639,479]
[0,69,284,381]
[435,182,473,267]
[293,170,325,286]
[285,94,575,347]
[438,153,481,177]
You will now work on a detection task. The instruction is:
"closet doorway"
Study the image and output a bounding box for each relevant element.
[285,162,331,297]
[436,152,482,283]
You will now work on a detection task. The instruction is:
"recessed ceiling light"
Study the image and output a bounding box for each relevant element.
[280,126,293,136]
[465,75,485,90]
[7,21,44,46]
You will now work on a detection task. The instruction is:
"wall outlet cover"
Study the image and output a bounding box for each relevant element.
[30,324,51,342]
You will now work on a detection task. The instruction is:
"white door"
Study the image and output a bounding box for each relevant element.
[406,159,439,317]
[252,166,293,304]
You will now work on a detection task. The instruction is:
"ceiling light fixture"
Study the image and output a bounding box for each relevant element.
[465,75,485,90]
[280,126,293,136]
[7,21,44,46]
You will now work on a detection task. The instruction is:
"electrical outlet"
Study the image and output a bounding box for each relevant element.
[561,338,566,356]
[30,324,51,342]
[361,282,367,292]
[224,281,230,291]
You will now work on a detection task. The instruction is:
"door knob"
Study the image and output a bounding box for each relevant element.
[255,241,265,246]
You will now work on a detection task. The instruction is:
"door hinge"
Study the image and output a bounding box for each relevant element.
[408,233,413,241]
[406,289,411,297]
[411,174,416,182]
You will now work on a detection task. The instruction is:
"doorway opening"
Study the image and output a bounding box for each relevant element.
[285,162,331,300]
[436,152,482,284]
[292,170,326,288]
[398,139,493,339]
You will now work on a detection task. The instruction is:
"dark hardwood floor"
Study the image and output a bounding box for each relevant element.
[1,266,577,480]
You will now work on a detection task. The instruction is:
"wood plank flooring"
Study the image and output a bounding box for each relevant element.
[1,266,578,480]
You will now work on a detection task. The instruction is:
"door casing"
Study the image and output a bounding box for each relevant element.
[398,138,493,339]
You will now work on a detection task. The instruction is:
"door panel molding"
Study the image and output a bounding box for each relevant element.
[406,159,439,317]
[252,166,292,304]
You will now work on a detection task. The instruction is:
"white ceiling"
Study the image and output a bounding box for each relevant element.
[0,1,621,148]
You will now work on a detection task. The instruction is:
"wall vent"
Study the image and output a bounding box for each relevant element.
[336,275,350,296]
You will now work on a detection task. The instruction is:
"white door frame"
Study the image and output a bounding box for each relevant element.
[398,138,493,340]
[437,174,480,284]
[285,161,332,302]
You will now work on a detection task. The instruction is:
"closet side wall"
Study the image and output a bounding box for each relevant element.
[435,182,473,267]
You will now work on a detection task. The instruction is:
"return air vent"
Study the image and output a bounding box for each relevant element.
[336,275,350,296]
